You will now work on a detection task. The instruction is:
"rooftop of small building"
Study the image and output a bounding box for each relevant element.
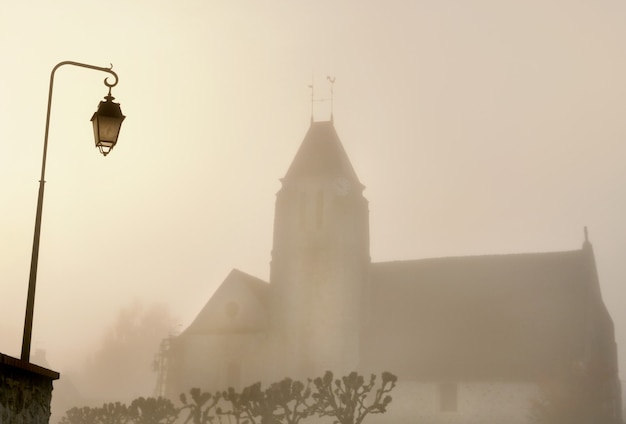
[0,352,60,380]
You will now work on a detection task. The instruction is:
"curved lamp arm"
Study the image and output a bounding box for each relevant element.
[39,61,119,182]
[21,61,121,362]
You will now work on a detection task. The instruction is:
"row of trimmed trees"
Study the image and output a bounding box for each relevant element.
[59,371,397,424]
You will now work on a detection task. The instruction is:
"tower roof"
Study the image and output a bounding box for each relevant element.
[283,120,361,184]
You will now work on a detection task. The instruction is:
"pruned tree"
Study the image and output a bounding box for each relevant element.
[59,371,397,424]
[97,402,131,424]
[59,406,100,424]
[264,378,314,424]
[240,382,275,424]
[218,379,313,424]
[59,402,131,424]
[127,396,179,424]
[180,387,221,424]
[219,383,267,424]
[218,386,250,424]
[311,371,397,424]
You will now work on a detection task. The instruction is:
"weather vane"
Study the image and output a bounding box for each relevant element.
[308,75,336,122]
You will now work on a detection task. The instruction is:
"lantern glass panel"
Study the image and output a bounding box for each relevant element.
[97,116,122,143]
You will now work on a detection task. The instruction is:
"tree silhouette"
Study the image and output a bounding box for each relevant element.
[58,406,100,424]
[98,402,131,424]
[80,301,175,403]
[219,384,265,424]
[58,371,396,424]
[264,378,314,424]
[127,397,179,424]
[180,387,221,424]
[312,371,397,424]
[218,378,313,424]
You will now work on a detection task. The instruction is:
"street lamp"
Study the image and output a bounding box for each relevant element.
[21,61,126,362]
[91,90,125,156]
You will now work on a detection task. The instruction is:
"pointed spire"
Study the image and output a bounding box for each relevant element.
[284,121,361,184]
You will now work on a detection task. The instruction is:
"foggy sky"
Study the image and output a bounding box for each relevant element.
[2,0,626,383]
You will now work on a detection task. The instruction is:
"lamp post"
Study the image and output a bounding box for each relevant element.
[21,61,126,362]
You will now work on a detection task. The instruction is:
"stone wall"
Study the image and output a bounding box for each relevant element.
[369,380,539,424]
[0,353,59,424]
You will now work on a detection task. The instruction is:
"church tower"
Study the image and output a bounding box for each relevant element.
[269,120,370,379]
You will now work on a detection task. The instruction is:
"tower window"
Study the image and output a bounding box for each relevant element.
[316,190,324,229]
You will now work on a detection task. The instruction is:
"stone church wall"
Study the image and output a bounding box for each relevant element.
[0,353,59,424]
[369,381,538,424]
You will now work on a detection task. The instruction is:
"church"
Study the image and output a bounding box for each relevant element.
[164,117,622,424]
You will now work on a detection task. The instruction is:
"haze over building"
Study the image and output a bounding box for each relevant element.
[162,118,622,424]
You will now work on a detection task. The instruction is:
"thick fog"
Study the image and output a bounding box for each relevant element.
[2,0,626,418]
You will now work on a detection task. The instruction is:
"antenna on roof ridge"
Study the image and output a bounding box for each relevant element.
[584,226,589,242]
[327,76,336,122]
